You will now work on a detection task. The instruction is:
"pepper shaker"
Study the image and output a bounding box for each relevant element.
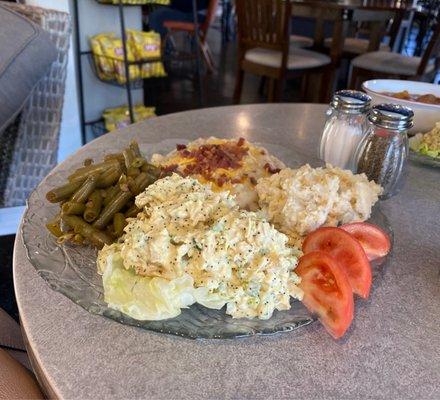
[353,104,414,199]
[319,90,371,171]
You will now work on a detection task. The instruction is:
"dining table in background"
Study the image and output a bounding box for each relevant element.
[290,0,415,66]
[14,104,440,399]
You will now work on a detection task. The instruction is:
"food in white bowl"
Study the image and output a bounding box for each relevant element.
[409,121,440,159]
[362,79,440,133]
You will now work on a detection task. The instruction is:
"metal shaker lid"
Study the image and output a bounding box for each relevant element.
[330,90,372,113]
[368,103,414,131]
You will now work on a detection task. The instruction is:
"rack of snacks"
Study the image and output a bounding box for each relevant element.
[73,0,169,144]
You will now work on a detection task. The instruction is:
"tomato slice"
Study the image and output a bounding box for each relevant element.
[340,222,391,261]
[296,251,354,339]
[303,227,372,299]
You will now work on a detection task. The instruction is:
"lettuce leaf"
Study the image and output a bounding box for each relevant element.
[101,251,196,321]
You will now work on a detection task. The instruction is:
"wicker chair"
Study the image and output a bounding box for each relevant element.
[0,2,71,209]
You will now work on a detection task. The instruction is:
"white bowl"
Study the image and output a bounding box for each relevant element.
[362,79,440,133]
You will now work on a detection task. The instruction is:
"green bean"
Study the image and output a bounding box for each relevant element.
[129,141,142,157]
[104,153,125,164]
[123,148,135,170]
[96,167,121,188]
[113,213,127,237]
[141,163,161,179]
[71,175,98,203]
[93,169,153,230]
[68,160,119,183]
[127,177,138,194]
[57,232,75,245]
[92,190,132,230]
[72,234,85,245]
[103,186,119,206]
[62,201,86,215]
[84,191,102,222]
[124,205,141,218]
[131,157,145,169]
[46,181,83,203]
[127,166,140,177]
[62,215,112,248]
[46,215,63,237]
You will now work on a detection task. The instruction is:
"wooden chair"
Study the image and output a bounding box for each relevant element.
[163,0,219,73]
[349,22,440,89]
[233,0,333,103]
[323,10,402,59]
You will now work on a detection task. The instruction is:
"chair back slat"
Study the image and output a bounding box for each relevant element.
[236,0,291,51]
[417,22,440,76]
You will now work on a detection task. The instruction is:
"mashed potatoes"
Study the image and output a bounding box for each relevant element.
[151,137,285,210]
[256,164,382,242]
[98,174,302,321]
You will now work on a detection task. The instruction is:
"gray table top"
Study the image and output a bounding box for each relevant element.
[14,104,440,399]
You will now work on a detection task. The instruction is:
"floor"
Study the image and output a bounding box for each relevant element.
[0,235,17,321]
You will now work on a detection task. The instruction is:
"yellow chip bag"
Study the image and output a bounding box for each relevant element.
[90,33,116,80]
[128,29,162,60]
[103,104,156,132]
[128,29,166,79]
[100,37,140,84]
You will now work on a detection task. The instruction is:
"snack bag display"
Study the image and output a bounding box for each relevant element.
[90,29,166,84]
[103,104,156,132]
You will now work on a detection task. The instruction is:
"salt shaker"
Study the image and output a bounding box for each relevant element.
[353,104,414,199]
[319,90,371,171]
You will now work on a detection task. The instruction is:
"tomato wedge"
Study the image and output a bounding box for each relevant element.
[303,227,372,298]
[296,251,354,339]
[340,222,391,261]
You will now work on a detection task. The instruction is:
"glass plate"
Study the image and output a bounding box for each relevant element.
[22,140,393,339]
[409,150,440,168]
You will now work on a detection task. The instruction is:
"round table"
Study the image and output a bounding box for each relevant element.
[14,104,440,399]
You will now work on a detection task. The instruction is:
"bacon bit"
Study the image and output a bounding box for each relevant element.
[260,149,266,155]
[217,174,228,187]
[237,137,245,147]
[176,144,187,150]
[249,177,257,185]
[179,142,249,184]
[160,164,179,178]
[264,163,281,174]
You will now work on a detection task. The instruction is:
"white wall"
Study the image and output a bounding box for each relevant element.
[27,0,143,160]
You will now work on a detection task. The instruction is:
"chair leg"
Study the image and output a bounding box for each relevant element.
[349,66,359,89]
[268,78,276,102]
[258,77,267,95]
[319,69,334,103]
[275,78,284,102]
[300,73,308,100]
[233,68,245,104]
[200,41,215,74]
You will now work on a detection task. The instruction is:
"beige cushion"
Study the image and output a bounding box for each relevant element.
[245,46,331,70]
[290,34,314,48]
[351,51,435,76]
[324,37,390,54]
